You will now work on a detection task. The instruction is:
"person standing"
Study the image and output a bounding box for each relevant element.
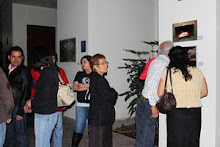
[0,67,14,146]
[71,55,92,147]
[88,54,118,147]
[4,46,31,147]
[26,47,59,147]
[135,41,173,147]
[27,50,68,147]
[158,46,208,147]
[51,51,69,147]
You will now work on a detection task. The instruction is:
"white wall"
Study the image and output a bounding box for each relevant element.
[57,0,157,120]
[88,0,157,119]
[216,0,220,146]
[159,0,216,146]
[57,0,89,119]
[12,3,57,65]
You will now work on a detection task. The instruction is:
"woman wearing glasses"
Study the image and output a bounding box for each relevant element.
[88,54,118,147]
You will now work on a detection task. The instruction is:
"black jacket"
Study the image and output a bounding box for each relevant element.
[4,64,31,116]
[89,72,118,127]
[31,65,59,114]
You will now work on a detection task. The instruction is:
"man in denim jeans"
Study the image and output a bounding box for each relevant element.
[4,46,31,147]
[136,41,173,147]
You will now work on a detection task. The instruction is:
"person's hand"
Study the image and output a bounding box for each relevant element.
[61,107,67,111]
[26,100,31,108]
[16,115,23,121]
[151,106,159,118]
[6,119,12,124]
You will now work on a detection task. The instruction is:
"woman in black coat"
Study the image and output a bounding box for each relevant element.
[88,54,118,147]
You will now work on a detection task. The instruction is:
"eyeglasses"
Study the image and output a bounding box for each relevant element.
[95,61,109,66]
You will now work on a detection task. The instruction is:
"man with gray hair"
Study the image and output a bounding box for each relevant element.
[136,41,173,147]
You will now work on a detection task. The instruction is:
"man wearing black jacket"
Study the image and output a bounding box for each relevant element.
[4,46,31,147]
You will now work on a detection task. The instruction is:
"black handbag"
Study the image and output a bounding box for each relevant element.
[156,68,176,114]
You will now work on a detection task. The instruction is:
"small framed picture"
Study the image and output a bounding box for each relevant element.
[60,38,76,62]
[81,40,86,52]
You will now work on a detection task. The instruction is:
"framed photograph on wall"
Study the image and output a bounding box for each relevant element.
[60,38,76,62]
[173,20,197,42]
[184,46,196,67]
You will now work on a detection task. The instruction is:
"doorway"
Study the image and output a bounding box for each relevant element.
[27,25,55,67]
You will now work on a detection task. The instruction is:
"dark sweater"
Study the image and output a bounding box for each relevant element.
[88,72,118,127]
[31,65,59,114]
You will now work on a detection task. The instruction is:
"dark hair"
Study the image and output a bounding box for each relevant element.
[32,47,52,70]
[90,54,105,71]
[50,50,58,62]
[168,46,192,81]
[8,46,24,56]
[80,55,92,64]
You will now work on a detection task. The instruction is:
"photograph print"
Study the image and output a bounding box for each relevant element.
[60,38,76,62]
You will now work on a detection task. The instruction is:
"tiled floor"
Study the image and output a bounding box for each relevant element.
[28,116,135,147]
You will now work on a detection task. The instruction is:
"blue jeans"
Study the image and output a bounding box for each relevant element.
[52,112,63,147]
[136,98,156,147]
[75,106,89,133]
[5,106,28,147]
[0,122,6,147]
[34,112,58,147]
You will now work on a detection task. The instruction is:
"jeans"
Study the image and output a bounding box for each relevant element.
[75,106,89,133]
[34,112,58,147]
[5,106,28,147]
[0,122,6,147]
[136,98,156,147]
[52,112,63,147]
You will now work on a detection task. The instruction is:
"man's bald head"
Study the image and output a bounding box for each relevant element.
[158,41,173,55]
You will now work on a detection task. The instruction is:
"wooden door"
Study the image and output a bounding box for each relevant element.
[27,25,55,67]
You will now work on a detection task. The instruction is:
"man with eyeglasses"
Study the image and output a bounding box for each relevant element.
[4,46,31,147]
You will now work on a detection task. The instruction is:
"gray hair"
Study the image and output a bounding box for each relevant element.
[158,41,173,55]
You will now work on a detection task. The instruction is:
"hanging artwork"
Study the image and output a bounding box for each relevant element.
[60,38,76,62]
[173,20,197,42]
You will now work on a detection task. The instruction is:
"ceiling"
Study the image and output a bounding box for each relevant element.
[0,0,57,9]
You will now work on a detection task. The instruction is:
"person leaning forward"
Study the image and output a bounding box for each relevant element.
[135,41,173,147]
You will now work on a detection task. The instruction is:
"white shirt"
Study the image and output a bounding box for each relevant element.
[141,55,170,106]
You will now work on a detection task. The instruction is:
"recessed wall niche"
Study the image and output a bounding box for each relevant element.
[173,20,197,42]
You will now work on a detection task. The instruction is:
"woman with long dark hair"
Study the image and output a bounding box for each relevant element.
[158,46,208,147]
[71,55,92,147]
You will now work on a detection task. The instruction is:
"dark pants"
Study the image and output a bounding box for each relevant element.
[136,98,156,147]
[5,106,28,147]
[88,125,112,147]
[167,108,201,147]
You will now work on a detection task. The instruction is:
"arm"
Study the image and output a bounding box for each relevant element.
[201,78,208,98]
[98,78,118,105]
[17,69,32,117]
[158,79,165,97]
[73,81,89,91]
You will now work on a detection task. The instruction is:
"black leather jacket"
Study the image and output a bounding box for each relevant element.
[4,64,31,116]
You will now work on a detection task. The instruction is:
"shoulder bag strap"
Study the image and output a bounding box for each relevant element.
[169,69,173,93]
[58,73,65,84]
[164,68,169,93]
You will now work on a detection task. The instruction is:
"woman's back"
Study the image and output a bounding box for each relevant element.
[162,67,204,108]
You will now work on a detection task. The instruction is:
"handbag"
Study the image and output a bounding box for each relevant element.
[156,68,176,114]
[57,73,75,107]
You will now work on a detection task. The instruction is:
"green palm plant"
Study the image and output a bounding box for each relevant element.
[119,41,158,117]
